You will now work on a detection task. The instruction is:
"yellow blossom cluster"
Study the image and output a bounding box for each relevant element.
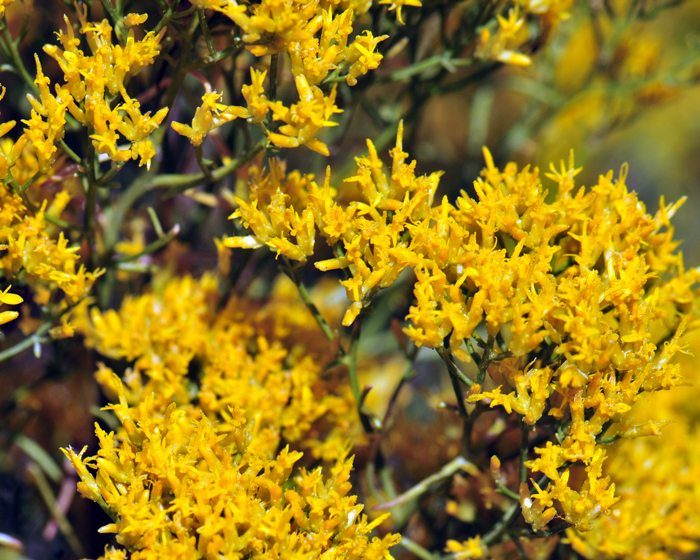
[75,272,360,461]
[474,0,574,67]
[565,329,700,559]
[62,386,399,560]
[172,0,393,156]
[0,152,101,306]
[225,123,700,533]
[1,10,166,180]
[43,10,168,169]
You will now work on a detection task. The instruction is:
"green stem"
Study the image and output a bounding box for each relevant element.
[269,53,278,102]
[495,481,521,501]
[97,161,125,186]
[437,346,473,388]
[0,321,53,363]
[98,0,121,29]
[84,142,98,270]
[153,138,266,193]
[159,14,199,111]
[198,9,217,57]
[347,310,366,406]
[153,0,183,34]
[148,207,165,237]
[374,456,476,510]
[195,144,214,181]
[281,257,338,345]
[0,19,37,96]
[397,537,439,560]
[482,500,522,546]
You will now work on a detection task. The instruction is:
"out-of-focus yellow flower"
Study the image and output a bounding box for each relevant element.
[379,0,422,25]
[74,272,361,461]
[0,0,15,19]
[123,13,148,26]
[445,537,488,559]
[1,178,102,303]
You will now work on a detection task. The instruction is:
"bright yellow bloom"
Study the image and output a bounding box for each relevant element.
[64,390,398,560]
[225,158,316,261]
[171,91,249,147]
[268,79,342,156]
[43,12,167,168]
[21,56,70,173]
[241,68,270,123]
[0,285,23,326]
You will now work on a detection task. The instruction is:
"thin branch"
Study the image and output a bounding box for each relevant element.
[374,456,477,510]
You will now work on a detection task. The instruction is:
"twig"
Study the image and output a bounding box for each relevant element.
[398,537,440,560]
[281,257,339,346]
[374,456,477,510]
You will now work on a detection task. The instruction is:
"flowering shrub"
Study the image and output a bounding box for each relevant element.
[2,0,700,559]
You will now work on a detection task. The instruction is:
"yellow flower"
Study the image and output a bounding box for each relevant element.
[0,285,23,326]
[172,91,249,147]
[43,12,167,168]
[21,56,70,173]
[445,537,488,559]
[268,80,342,156]
[0,0,15,19]
[378,0,422,25]
[241,68,270,123]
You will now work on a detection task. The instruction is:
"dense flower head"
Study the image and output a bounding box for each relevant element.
[0,158,102,305]
[75,272,361,461]
[566,329,700,559]
[42,11,167,169]
[3,1,700,559]
[225,122,700,534]
[63,390,398,560]
[178,0,390,153]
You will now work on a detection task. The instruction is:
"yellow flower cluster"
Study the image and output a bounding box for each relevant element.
[1,10,165,179]
[62,384,399,560]
[172,0,393,156]
[474,0,573,67]
[0,155,101,306]
[43,10,167,169]
[75,272,360,461]
[566,329,700,559]
[445,537,488,559]
[225,123,700,533]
